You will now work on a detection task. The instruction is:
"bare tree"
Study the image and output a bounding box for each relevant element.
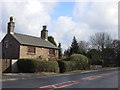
[90,32,113,51]
[78,41,89,53]
[89,32,115,66]
[112,40,120,66]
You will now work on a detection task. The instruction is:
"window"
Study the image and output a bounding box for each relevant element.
[4,41,8,48]
[27,46,36,54]
[49,49,55,55]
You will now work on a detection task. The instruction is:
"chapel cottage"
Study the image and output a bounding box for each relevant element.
[2,16,59,61]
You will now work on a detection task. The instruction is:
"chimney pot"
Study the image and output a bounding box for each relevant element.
[41,25,48,40]
[7,16,15,34]
[43,25,47,30]
[10,16,14,22]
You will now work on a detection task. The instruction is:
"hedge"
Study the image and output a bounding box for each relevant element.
[68,54,88,62]
[58,61,76,73]
[17,54,90,73]
[58,54,90,73]
[17,59,59,73]
[68,54,90,70]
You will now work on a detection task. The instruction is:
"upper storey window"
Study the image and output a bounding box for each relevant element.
[4,41,8,48]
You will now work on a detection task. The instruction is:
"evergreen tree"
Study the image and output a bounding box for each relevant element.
[48,36,57,46]
[64,47,70,56]
[58,43,62,59]
[70,36,79,55]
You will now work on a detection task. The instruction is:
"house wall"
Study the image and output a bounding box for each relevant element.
[2,59,11,73]
[19,45,58,61]
[0,42,2,59]
[11,59,18,72]
[0,59,2,74]
[2,59,19,73]
[2,34,20,59]
[49,49,58,61]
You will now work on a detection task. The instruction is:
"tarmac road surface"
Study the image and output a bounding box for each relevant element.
[2,68,119,89]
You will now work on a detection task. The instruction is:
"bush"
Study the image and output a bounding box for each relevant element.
[36,61,59,73]
[17,59,36,73]
[58,61,76,73]
[58,54,90,73]
[69,54,88,61]
[68,54,90,70]
[17,59,59,73]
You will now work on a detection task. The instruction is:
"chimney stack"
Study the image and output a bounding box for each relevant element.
[41,25,48,41]
[7,16,15,34]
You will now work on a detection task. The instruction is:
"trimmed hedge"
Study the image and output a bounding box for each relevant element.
[58,61,76,73]
[68,54,90,70]
[17,54,90,73]
[58,54,90,73]
[17,59,59,73]
[69,54,88,62]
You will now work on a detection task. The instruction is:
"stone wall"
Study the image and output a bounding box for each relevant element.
[0,59,1,90]
[2,59,19,73]
[90,65,102,70]
[2,34,20,59]
[19,45,58,61]
[0,59,2,74]
[2,59,11,73]
[0,42,2,59]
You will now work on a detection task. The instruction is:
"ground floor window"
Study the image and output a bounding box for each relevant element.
[27,46,36,54]
[49,49,55,55]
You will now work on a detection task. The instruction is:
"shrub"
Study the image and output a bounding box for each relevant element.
[68,54,90,70]
[17,59,59,73]
[37,61,59,73]
[58,61,76,73]
[58,54,90,73]
[17,59,36,73]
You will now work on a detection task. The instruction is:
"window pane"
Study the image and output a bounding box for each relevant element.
[27,46,36,53]
[4,41,8,48]
[49,49,55,55]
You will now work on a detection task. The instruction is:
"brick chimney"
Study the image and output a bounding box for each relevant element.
[41,25,48,41]
[7,16,15,34]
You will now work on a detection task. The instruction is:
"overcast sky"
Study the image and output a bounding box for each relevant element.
[0,0,118,50]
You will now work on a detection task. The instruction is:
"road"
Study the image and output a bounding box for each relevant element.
[2,68,119,89]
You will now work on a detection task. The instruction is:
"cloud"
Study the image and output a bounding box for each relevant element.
[73,2,118,33]
[50,16,76,49]
[0,1,118,51]
[1,0,58,40]
[49,2,118,50]
[50,16,93,50]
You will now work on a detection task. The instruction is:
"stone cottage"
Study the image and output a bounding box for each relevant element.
[2,16,59,61]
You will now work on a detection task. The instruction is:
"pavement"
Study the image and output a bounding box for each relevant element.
[2,67,118,82]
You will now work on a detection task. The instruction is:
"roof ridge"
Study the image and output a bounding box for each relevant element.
[14,32,41,39]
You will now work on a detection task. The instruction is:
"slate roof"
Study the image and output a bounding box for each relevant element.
[12,33,58,49]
